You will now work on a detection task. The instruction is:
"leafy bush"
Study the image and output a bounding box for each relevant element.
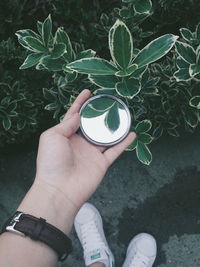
[1,0,199,164]
[0,38,50,146]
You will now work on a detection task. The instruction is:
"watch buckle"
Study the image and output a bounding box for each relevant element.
[6,212,25,236]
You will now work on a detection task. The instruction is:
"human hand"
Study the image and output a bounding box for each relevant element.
[35,89,136,209]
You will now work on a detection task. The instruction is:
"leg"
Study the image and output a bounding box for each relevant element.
[74,203,114,267]
[122,233,157,267]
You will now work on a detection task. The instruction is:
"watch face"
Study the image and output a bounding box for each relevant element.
[79,94,131,146]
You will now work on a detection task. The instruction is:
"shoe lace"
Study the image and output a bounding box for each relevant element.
[129,251,150,267]
[80,220,106,253]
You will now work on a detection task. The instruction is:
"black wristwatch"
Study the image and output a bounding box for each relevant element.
[1,211,73,261]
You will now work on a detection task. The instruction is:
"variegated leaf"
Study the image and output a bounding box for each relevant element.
[133,34,178,68]
[109,20,133,70]
[67,58,118,75]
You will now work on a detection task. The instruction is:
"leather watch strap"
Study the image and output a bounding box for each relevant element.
[1,211,72,261]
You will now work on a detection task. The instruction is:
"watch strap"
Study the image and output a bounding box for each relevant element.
[1,211,72,261]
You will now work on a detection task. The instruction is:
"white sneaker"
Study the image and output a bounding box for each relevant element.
[74,203,114,267]
[122,233,157,267]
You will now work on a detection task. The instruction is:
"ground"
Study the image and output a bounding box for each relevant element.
[0,131,200,267]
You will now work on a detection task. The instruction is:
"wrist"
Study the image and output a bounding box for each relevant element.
[17,180,78,235]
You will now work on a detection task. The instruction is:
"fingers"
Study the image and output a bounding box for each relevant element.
[64,89,91,120]
[103,132,136,167]
[55,113,81,138]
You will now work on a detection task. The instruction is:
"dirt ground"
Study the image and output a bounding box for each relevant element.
[0,131,200,266]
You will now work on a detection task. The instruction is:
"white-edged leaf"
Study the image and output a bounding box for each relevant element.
[189,64,200,77]
[37,21,42,35]
[42,14,52,47]
[116,78,141,98]
[15,29,42,50]
[20,53,43,69]
[135,120,152,133]
[126,138,138,151]
[136,141,152,165]
[2,117,11,130]
[174,68,191,82]
[89,75,118,89]
[40,55,66,71]
[195,22,200,40]
[134,0,152,14]
[132,34,178,68]
[176,57,190,69]
[94,88,117,96]
[115,64,138,77]
[76,49,96,60]
[138,133,153,144]
[180,28,193,42]
[51,43,66,59]
[23,36,47,53]
[189,96,200,109]
[175,41,196,64]
[55,27,75,62]
[67,58,118,75]
[109,20,133,70]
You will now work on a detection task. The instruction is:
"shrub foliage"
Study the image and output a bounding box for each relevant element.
[0,0,199,164]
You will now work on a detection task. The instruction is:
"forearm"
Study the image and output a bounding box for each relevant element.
[0,181,78,267]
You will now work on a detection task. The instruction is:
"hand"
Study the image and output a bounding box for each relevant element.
[35,89,136,209]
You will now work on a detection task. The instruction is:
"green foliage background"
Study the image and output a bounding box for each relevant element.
[0,0,199,164]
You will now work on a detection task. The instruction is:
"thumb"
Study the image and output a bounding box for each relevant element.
[55,113,80,138]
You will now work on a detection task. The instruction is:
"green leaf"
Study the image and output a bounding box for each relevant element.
[16,29,42,50]
[2,117,11,130]
[189,64,200,77]
[180,28,193,42]
[105,102,120,132]
[42,14,52,47]
[43,88,57,102]
[116,78,141,98]
[195,22,200,40]
[76,49,96,60]
[176,57,190,69]
[40,55,65,71]
[152,125,163,139]
[17,119,26,130]
[175,42,196,64]
[135,120,152,133]
[37,21,42,35]
[45,103,57,111]
[131,66,147,79]
[94,88,117,96]
[167,128,179,137]
[19,53,43,69]
[81,104,105,118]
[109,20,133,70]
[23,36,47,53]
[174,68,191,81]
[67,58,118,75]
[90,98,114,111]
[65,72,78,83]
[136,141,152,165]
[132,34,178,68]
[134,0,152,14]
[115,64,138,77]
[89,75,118,89]
[126,137,137,151]
[55,27,75,62]
[51,43,66,59]
[138,133,153,144]
[184,108,198,127]
[189,96,200,109]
